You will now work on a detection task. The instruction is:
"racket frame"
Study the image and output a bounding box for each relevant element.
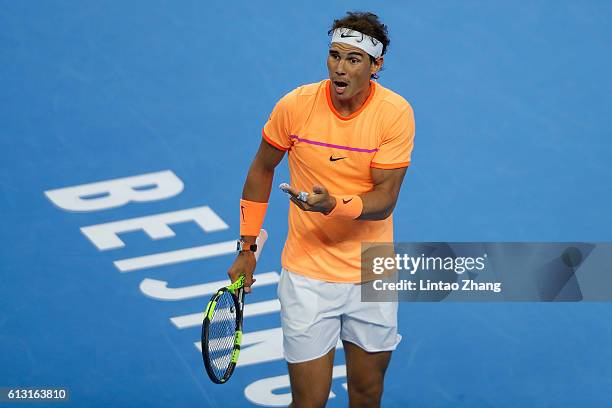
[200,228,266,384]
[201,276,245,384]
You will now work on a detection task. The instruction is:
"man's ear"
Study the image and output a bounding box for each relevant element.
[371,56,384,75]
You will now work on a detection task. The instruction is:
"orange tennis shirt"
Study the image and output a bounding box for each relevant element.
[263,79,415,282]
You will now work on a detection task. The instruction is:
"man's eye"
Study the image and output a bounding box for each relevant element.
[351,58,360,64]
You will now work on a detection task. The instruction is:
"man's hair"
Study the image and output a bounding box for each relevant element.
[328,11,390,58]
[328,11,390,79]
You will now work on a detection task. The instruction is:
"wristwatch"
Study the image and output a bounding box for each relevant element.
[237,239,258,253]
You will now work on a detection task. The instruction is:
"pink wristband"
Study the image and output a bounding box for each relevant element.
[326,195,363,219]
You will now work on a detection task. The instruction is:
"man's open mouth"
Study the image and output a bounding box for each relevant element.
[333,80,348,94]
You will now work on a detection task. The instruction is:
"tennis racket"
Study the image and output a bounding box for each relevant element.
[201,229,267,384]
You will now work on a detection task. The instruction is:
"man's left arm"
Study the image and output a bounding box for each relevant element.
[357,167,407,220]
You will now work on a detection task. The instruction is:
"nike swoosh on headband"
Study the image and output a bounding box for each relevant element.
[331,28,383,59]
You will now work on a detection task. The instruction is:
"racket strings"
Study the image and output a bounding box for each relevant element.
[207,291,238,379]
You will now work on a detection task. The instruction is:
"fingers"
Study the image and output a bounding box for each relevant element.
[227,253,257,292]
[244,272,256,293]
[288,187,332,212]
[282,182,331,213]
[279,183,300,200]
[286,186,301,198]
[280,183,310,203]
[312,185,328,195]
[281,183,329,199]
[290,196,309,210]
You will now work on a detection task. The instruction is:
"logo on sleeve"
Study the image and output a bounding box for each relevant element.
[342,198,353,204]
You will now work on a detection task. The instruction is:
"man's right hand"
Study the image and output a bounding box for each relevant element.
[227,251,257,293]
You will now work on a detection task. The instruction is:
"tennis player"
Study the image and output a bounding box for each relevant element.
[228,11,415,408]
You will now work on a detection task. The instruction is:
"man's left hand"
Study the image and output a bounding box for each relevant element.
[283,184,337,215]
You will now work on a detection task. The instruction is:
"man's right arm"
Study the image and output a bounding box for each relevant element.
[242,139,286,211]
[227,139,286,291]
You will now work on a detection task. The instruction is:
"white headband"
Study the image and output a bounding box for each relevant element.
[330,27,384,59]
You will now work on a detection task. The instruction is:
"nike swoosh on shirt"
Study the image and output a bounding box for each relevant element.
[329,155,347,162]
[343,198,353,204]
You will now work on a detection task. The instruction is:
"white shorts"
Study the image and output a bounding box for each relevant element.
[278,268,402,364]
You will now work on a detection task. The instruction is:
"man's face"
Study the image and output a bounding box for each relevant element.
[327,42,381,100]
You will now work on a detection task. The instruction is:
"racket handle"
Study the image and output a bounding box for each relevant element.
[254,229,268,261]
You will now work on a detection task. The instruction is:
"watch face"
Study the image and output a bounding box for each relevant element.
[236,240,256,252]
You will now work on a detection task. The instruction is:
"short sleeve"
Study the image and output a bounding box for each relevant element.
[262,90,297,151]
[371,105,415,169]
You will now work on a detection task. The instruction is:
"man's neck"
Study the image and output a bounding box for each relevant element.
[330,82,372,117]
